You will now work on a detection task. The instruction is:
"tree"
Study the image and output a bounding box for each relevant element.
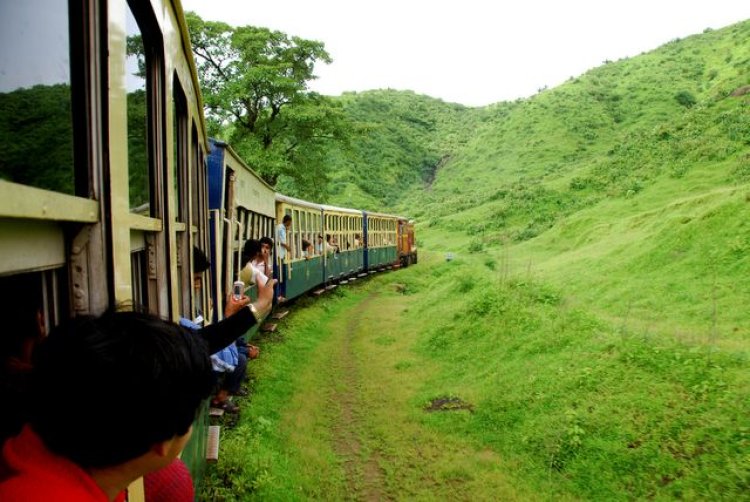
[185,12,352,199]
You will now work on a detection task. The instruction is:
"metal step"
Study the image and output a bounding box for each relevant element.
[271,310,289,320]
[206,425,220,462]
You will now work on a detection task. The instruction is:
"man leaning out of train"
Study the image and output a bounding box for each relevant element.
[0,311,212,502]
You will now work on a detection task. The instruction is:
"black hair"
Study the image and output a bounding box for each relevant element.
[259,236,274,248]
[29,310,213,468]
[193,246,210,274]
[241,239,262,266]
[282,215,292,223]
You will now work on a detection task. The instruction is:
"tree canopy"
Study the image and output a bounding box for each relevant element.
[185,12,351,200]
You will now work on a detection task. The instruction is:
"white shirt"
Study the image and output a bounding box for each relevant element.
[239,263,269,288]
[276,223,287,260]
[252,258,268,277]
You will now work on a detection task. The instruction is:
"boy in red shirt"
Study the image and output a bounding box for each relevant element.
[0,311,214,501]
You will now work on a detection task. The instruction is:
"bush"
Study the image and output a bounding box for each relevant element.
[468,239,484,253]
[674,90,697,108]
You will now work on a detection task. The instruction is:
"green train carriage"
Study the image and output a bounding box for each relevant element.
[363,211,399,270]
[274,193,325,300]
[321,204,365,282]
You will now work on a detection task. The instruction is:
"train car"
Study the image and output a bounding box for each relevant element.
[0,0,213,496]
[321,204,365,282]
[397,218,418,267]
[206,138,276,325]
[274,193,325,301]
[363,211,399,270]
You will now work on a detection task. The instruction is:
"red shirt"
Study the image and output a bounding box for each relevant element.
[0,425,126,502]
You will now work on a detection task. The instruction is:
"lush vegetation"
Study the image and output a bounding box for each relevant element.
[201,18,750,501]
[0,84,74,194]
[184,12,351,200]
[322,90,488,210]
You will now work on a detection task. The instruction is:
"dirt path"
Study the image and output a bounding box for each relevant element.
[330,291,389,501]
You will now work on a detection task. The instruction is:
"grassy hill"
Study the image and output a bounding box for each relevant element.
[203,20,750,500]
[331,18,750,497]
[323,89,488,210]
[321,19,750,342]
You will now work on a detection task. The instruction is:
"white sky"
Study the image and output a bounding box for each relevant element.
[181,0,750,107]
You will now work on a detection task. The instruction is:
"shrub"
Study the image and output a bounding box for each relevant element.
[674,90,697,108]
[468,239,484,253]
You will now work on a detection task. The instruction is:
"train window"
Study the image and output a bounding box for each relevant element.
[293,209,300,259]
[131,248,149,309]
[125,5,153,213]
[0,0,75,195]
[172,75,189,316]
[307,212,314,255]
[172,73,188,221]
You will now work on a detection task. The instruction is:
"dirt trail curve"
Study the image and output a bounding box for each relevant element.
[330,291,390,501]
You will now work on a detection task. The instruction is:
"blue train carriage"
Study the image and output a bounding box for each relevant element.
[321,204,365,282]
[1,0,214,496]
[206,139,276,326]
[364,211,400,270]
[275,193,325,300]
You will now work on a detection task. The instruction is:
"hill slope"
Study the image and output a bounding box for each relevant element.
[323,89,488,210]
[392,20,750,341]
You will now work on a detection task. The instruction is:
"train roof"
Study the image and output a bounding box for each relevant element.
[319,203,362,215]
[363,210,405,220]
[174,0,209,150]
[275,193,323,210]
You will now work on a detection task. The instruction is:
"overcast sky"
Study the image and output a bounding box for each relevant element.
[182,0,750,107]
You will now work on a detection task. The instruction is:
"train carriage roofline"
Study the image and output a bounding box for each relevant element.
[362,210,403,220]
[320,203,363,215]
[275,193,324,211]
[173,0,210,148]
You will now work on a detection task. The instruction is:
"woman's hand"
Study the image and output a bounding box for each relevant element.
[224,293,250,318]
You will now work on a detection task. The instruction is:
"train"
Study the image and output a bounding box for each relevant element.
[206,139,418,313]
[0,0,415,499]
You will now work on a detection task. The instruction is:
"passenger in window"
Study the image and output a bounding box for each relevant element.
[240,239,269,287]
[0,310,212,502]
[183,247,265,414]
[325,234,339,255]
[354,234,362,248]
[258,236,274,278]
[276,215,292,262]
[302,239,313,260]
[316,234,324,254]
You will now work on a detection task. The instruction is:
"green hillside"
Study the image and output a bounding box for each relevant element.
[405,20,750,340]
[321,20,750,341]
[202,20,750,500]
[324,89,488,210]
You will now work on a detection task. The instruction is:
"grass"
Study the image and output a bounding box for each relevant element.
[200,251,749,499]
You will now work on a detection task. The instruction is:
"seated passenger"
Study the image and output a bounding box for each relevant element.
[301,239,313,259]
[315,234,324,254]
[325,234,339,255]
[240,239,269,287]
[186,247,247,414]
[0,310,213,501]
[258,236,274,278]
